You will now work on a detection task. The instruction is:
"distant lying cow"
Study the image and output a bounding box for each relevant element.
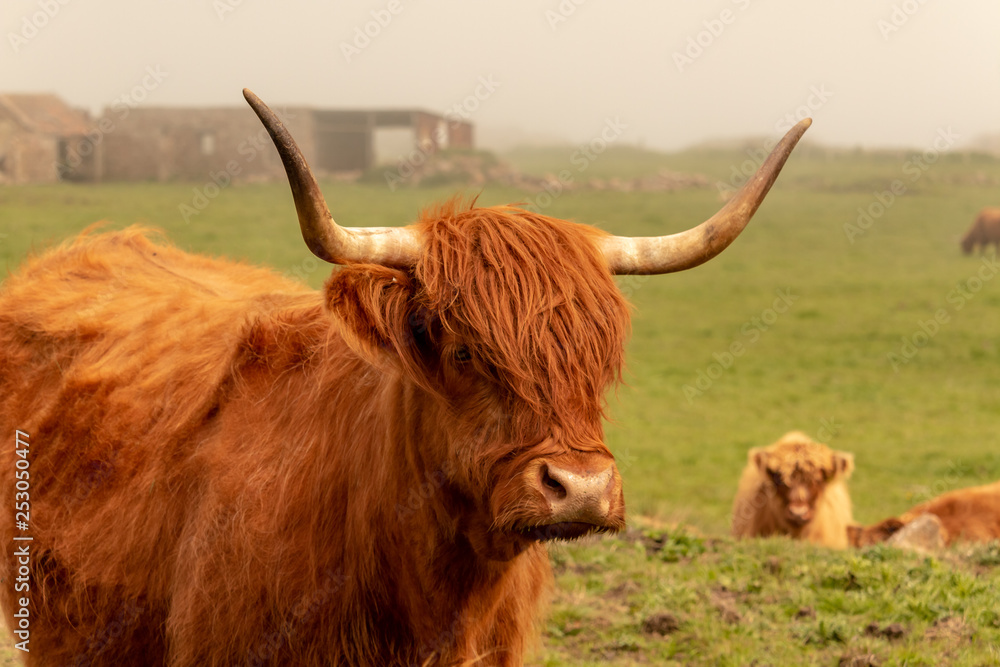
[732,431,855,549]
[961,207,1000,254]
[848,480,1000,547]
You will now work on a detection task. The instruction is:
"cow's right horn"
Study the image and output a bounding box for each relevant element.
[244,89,421,267]
[599,118,811,275]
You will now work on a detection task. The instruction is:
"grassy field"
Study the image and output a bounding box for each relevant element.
[1,142,999,665]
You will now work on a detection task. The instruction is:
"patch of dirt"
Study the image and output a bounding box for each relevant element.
[864,621,906,640]
[764,555,783,575]
[605,580,641,603]
[924,616,973,643]
[589,639,643,663]
[838,652,881,667]
[794,606,816,620]
[711,589,743,625]
[641,612,681,636]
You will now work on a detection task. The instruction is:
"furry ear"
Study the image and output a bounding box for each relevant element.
[852,517,905,547]
[833,451,854,479]
[324,265,434,378]
[881,517,905,536]
[749,447,768,472]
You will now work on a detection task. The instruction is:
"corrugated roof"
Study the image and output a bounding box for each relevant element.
[0,94,93,136]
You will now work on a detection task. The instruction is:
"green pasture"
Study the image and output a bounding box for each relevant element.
[1,142,999,665]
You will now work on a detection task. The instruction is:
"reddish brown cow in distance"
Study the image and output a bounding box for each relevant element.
[849,480,1000,548]
[0,89,809,666]
[961,207,1000,254]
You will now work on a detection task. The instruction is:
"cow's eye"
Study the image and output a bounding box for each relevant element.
[453,346,472,363]
[768,470,786,489]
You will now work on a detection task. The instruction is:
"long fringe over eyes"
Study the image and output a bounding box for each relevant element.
[414,199,631,435]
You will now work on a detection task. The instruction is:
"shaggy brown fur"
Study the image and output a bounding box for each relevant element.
[848,480,1000,548]
[731,431,855,549]
[961,207,1000,254]
[0,199,632,666]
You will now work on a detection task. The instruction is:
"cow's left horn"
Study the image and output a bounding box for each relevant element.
[243,89,421,267]
[600,118,811,275]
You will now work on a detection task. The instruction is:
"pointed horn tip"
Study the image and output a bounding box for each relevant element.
[786,118,812,143]
[761,118,811,169]
[601,117,811,275]
[242,88,264,110]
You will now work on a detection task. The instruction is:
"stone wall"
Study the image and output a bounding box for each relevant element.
[0,129,59,184]
[100,106,315,183]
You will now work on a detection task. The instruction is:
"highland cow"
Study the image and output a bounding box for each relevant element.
[848,480,1000,548]
[732,431,854,549]
[961,207,1000,254]
[0,90,809,666]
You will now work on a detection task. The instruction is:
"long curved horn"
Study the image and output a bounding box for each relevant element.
[600,119,811,275]
[243,89,421,267]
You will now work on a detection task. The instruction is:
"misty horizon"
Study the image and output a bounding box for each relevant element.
[2,1,998,154]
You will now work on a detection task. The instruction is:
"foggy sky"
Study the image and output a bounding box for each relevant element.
[2,0,998,151]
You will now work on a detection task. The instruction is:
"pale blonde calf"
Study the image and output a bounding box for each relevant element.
[732,431,855,549]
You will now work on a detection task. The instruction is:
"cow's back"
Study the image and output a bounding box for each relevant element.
[971,207,1000,242]
[4,224,314,386]
[0,226,316,453]
[0,227,323,664]
[903,480,1000,543]
[981,208,1000,239]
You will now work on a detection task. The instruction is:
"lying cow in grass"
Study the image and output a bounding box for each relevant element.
[731,431,855,549]
[848,480,1000,547]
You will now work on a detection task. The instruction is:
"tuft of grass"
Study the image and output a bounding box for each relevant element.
[641,527,709,563]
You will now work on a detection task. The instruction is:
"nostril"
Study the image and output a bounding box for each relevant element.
[536,461,618,526]
[540,465,567,500]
